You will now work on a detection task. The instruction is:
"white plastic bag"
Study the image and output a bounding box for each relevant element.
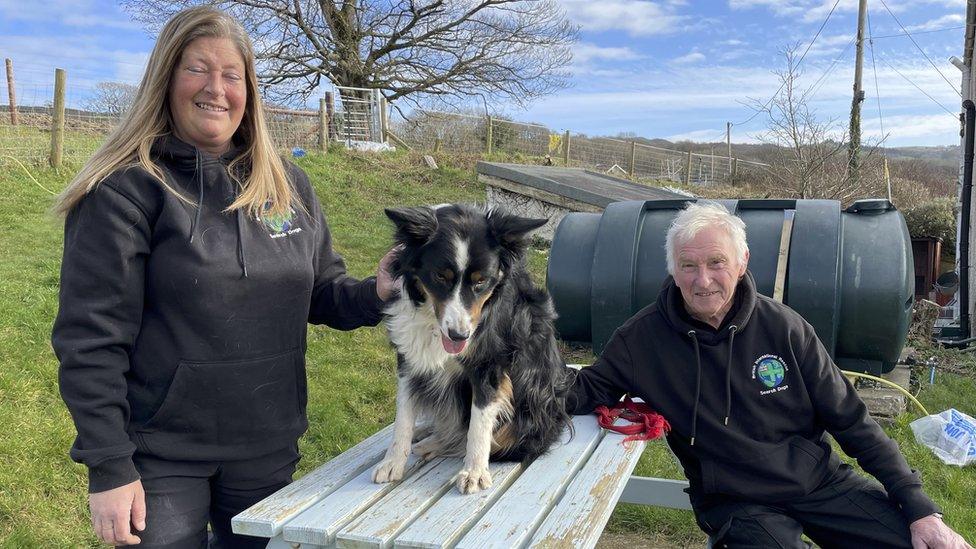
[910,409,976,466]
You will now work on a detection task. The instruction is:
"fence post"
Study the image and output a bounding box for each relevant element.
[379,95,389,143]
[684,150,693,185]
[732,158,738,185]
[318,98,327,153]
[629,141,637,180]
[562,130,570,165]
[486,115,493,156]
[5,58,17,126]
[434,138,442,153]
[49,68,66,168]
[324,91,335,140]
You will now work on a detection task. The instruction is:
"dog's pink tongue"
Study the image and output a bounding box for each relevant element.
[441,334,467,354]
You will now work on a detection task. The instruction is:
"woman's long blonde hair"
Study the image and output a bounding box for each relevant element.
[55,6,294,218]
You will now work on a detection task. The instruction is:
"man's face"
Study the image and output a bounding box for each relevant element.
[673,226,748,328]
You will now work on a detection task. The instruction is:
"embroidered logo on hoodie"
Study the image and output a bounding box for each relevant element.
[258,203,302,238]
[753,354,789,395]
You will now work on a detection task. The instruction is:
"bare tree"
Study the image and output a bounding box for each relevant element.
[121,0,578,109]
[84,82,138,117]
[747,45,885,203]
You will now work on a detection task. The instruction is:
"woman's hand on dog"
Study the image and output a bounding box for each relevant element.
[89,479,146,545]
[376,245,402,302]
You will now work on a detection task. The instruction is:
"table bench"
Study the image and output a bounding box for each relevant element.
[232,414,692,548]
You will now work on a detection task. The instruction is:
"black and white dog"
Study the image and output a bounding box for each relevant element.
[372,204,574,494]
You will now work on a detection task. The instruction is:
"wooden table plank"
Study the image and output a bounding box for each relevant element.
[528,431,646,548]
[454,416,604,549]
[282,456,423,546]
[232,424,394,538]
[393,460,523,549]
[337,458,458,548]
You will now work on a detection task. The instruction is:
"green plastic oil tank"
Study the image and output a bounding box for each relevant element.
[546,198,913,374]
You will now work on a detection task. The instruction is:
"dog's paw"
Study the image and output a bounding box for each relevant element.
[412,436,442,460]
[372,458,406,484]
[456,465,492,494]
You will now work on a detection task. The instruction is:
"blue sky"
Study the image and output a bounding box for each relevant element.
[0,0,969,146]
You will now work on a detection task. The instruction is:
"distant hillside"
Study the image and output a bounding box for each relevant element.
[604,133,961,168]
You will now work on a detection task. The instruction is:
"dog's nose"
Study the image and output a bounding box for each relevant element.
[447,328,470,341]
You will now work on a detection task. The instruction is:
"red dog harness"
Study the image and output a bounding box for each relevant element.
[594,396,670,444]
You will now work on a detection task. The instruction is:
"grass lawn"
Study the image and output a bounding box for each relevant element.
[1,145,975,547]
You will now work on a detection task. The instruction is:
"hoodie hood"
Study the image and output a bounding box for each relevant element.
[152,134,250,277]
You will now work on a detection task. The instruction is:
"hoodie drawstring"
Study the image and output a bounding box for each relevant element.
[725,325,738,426]
[186,151,249,278]
[688,325,738,446]
[688,330,702,446]
[236,209,248,278]
[188,151,203,244]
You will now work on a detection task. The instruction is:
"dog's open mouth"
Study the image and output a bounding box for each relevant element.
[441,333,467,354]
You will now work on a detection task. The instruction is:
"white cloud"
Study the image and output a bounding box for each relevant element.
[0,0,139,29]
[667,128,728,142]
[573,43,644,65]
[557,0,691,36]
[862,113,958,141]
[671,51,706,64]
[907,14,965,32]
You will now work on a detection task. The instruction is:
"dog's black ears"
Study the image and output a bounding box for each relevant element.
[487,210,547,247]
[385,207,438,246]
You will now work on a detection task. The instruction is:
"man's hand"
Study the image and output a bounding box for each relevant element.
[376,245,402,302]
[89,479,146,546]
[910,514,972,549]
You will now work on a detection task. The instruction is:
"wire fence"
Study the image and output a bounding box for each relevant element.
[2,64,768,186]
[391,109,769,185]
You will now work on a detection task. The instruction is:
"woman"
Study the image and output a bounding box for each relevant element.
[52,7,395,547]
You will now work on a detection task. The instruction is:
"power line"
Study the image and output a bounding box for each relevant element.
[867,11,886,141]
[874,50,958,119]
[800,36,856,103]
[877,0,962,98]
[734,0,843,126]
[870,25,965,39]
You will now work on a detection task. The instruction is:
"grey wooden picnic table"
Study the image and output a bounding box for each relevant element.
[232,413,692,548]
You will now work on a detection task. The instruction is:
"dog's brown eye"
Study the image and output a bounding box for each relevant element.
[473,279,489,292]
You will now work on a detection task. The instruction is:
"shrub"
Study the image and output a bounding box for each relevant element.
[901,197,956,251]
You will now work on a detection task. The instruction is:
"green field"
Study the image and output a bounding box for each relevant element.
[1,146,974,547]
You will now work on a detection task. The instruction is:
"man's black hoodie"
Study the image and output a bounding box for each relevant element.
[568,272,939,522]
[53,136,385,492]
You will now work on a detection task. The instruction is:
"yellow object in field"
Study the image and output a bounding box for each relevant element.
[549,134,562,154]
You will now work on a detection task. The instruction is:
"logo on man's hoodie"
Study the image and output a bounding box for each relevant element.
[258,202,302,238]
[753,354,789,395]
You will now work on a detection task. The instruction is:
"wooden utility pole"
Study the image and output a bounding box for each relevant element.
[49,68,66,168]
[5,58,17,125]
[847,0,868,186]
[726,122,732,171]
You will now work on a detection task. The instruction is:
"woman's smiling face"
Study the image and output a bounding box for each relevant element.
[168,37,246,155]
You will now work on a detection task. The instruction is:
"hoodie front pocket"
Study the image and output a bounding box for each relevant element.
[138,348,305,447]
[701,437,827,500]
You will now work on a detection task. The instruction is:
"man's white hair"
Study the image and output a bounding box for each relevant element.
[665,202,749,276]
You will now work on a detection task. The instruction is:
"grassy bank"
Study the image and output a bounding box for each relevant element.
[1,147,974,547]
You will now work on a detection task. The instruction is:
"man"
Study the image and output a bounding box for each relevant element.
[568,202,971,548]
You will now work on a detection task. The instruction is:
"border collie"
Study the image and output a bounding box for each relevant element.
[372,204,574,494]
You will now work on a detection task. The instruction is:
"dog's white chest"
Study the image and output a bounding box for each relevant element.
[385,295,455,374]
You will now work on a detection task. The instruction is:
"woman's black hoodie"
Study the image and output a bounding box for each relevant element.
[568,272,939,522]
[53,136,385,492]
